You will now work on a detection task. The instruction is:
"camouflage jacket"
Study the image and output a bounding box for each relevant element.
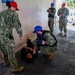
[47,7,56,18]
[0,9,22,38]
[57,7,69,22]
[33,30,57,55]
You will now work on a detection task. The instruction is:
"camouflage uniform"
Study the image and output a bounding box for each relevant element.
[0,9,22,69]
[47,7,56,32]
[57,8,69,33]
[33,30,57,55]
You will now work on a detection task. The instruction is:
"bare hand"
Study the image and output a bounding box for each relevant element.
[47,9,51,12]
[41,40,45,45]
[29,48,33,51]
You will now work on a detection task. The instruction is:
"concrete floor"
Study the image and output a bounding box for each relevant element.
[0,24,75,75]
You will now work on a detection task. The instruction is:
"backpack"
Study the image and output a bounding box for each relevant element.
[42,30,57,47]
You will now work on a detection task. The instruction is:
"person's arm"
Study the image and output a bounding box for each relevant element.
[24,47,33,51]
[12,12,22,37]
[61,8,69,17]
[57,9,60,16]
[33,37,39,46]
[49,8,56,16]
[66,8,69,17]
[47,8,51,12]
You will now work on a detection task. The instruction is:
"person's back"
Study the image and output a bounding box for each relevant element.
[0,9,17,36]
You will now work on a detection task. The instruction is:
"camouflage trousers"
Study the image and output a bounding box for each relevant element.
[40,45,57,55]
[59,20,67,33]
[0,35,18,69]
[48,18,54,32]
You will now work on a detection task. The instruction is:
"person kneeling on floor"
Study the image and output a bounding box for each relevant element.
[33,25,58,60]
[21,36,38,63]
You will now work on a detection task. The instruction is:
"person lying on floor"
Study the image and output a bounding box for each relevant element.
[21,36,38,63]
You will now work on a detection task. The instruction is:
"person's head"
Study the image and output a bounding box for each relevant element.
[10,1,19,11]
[33,25,42,34]
[51,2,54,7]
[62,3,66,9]
[6,1,11,9]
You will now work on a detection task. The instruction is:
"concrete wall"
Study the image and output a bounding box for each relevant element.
[0,0,55,62]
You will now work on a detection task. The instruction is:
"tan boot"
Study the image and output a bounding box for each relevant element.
[58,32,63,35]
[47,52,54,60]
[11,66,24,73]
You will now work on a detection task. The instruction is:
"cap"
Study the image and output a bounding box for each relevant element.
[10,1,19,10]
[33,25,42,33]
[62,3,66,6]
[51,2,54,6]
